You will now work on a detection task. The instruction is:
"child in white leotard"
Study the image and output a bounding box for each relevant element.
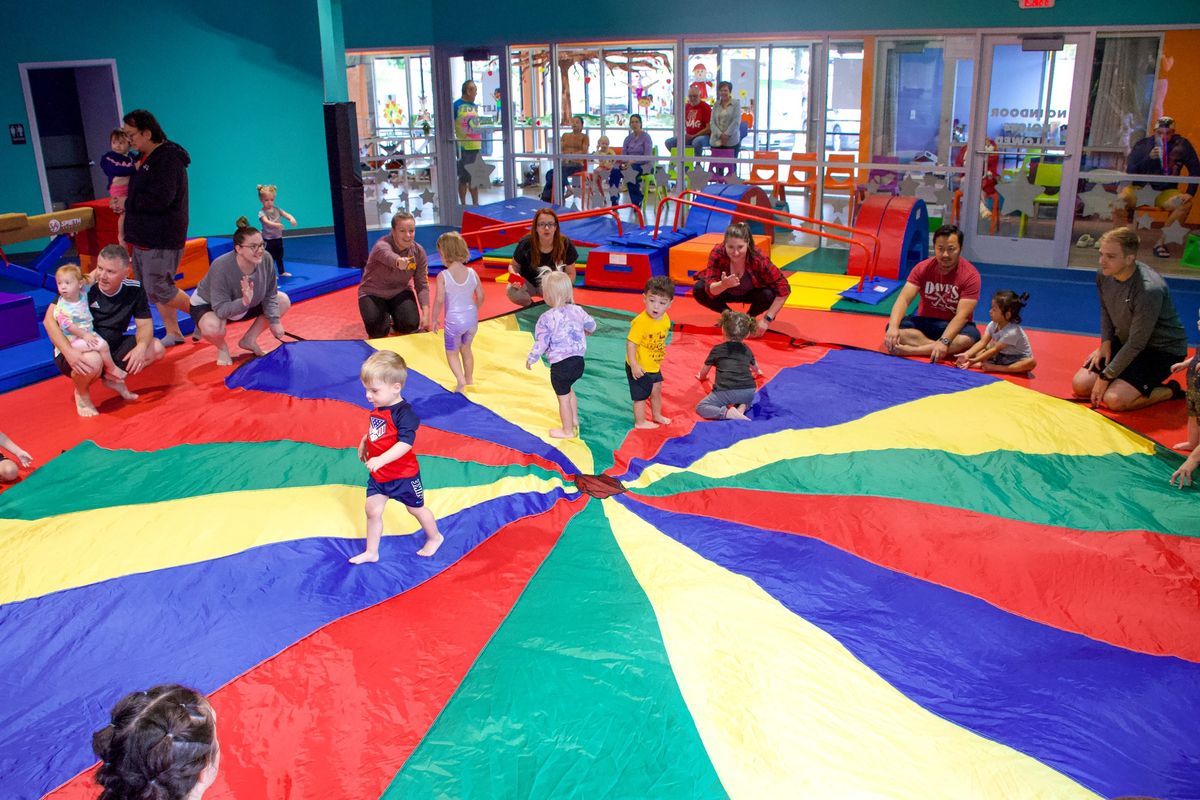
[432,232,484,392]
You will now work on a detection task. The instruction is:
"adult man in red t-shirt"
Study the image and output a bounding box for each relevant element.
[883,224,982,363]
[666,86,712,153]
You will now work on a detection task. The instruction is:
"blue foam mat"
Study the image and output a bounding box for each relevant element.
[0,262,359,393]
[838,276,903,305]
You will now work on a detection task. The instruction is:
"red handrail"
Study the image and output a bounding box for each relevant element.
[460,204,644,251]
[652,194,877,290]
[669,189,881,281]
[657,188,883,287]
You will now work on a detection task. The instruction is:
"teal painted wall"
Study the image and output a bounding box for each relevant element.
[0,2,332,253]
[409,0,1199,47]
[342,0,434,50]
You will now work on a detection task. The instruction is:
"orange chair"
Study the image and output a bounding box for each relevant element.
[776,153,818,205]
[823,153,858,220]
[747,150,781,195]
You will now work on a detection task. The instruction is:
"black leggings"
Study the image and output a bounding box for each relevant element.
[264,238,285,275]
[692,281,777,317]
[359,293,420,338]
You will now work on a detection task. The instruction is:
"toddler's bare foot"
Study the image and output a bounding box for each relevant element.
[237,336,266,357]
[454,381,466,393]
[725,407,750,421]
[634,420,658,430]
[216,348,233,367]
[75,391,99,417]
[416,532,444,557]
[103,379,140,401]
[549,427,575,439]
[348,550,379,564]
[1171,440,1199,451]
[652,414,672,425]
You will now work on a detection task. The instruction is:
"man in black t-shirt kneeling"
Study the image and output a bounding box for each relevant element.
[43,245,165,416]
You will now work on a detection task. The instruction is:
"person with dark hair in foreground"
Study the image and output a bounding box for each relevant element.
[92,684,219,800]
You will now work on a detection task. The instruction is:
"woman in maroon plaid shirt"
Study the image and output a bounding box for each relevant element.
[693,222,790,337]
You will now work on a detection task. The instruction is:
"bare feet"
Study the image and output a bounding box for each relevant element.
[416,532,444,557]
[725,406,750,421]
[159,334,186,347]
[348,550,379,565]
[74,391,99,417]
[652,414,672,425]
[633,420,659,430]
[454,382,466,393]
[549,427,575,439]
[215,348,233,367]
[237,336,266,357]
[1172,440,1199,451]
[103,379,140,401]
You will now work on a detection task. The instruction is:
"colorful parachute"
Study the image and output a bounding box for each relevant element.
[2,303,1197,799]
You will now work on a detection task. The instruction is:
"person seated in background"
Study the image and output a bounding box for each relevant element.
[91,684,220,800]
[883,224,981,363]
[665,86,711,153]
[691,81,742,155]
[610,114,653,208]
[1116,116,1199,258]
[541,115,590,202]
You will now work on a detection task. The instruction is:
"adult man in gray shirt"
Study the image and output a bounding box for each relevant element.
[1072,227,1188,411]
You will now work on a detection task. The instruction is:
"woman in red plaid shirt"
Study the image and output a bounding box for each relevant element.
[693,222,790,337]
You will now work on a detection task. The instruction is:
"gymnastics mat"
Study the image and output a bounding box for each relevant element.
[782,272,860,311]
[839,277,904,306]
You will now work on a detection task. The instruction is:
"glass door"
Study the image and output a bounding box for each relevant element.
[441,50,509,221]
[967,34,1091,267]
[346,52,439,228]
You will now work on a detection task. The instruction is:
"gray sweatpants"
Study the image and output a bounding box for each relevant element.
[696,388,756,419]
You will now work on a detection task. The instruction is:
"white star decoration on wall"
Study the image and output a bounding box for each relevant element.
[995,173,1040,218]
[464,158,495,189]
[1077,185,1117,219]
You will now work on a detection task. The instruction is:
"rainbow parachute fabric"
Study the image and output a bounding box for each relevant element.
[2,303,1198,799]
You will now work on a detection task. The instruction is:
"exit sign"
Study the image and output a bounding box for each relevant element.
[1019,0,1055,7]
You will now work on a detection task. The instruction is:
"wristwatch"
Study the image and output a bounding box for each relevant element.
[938,336,952,345]
[764,313,776,323]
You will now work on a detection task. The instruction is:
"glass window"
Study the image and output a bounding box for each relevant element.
[826,41,863,153]
[347,52,438,229]
[873,39,946,162]
[1081,35,1159,171]
[759,44,813,155]
[510,46,551,198]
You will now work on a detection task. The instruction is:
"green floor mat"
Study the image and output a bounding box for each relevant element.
[789,246,850,275]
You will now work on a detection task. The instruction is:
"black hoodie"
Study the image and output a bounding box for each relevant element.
[124,140,191,250]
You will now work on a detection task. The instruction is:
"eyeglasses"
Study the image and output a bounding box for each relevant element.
[239,242,266,251]
[536,221,556,229]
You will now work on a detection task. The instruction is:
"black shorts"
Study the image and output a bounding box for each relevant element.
[625,363,663,401]
[54,334,138,376]
[457,148,480,183]
[897,315,982,344]
[189,302,264,328]
[549,355,585,396]
[366,473,425,508]
[1095,338,1186,397]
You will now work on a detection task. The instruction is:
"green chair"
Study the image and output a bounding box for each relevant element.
[667,146,696,188]
[1018,160,1063,237]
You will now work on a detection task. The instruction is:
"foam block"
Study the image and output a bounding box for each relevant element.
[0,291,37,348]
[175,238,211,291]
[668,232,771,285]
[585,246,667,290]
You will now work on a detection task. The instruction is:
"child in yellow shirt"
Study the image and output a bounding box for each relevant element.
[626,276,675,429]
